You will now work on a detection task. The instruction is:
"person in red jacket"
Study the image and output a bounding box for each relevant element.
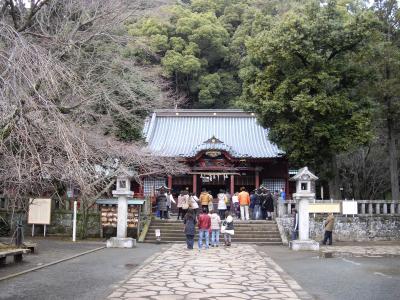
[197,207,211,250]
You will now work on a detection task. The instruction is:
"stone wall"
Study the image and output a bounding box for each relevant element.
[277,216,400,244]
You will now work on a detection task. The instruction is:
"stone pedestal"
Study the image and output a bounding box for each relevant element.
[289,239,319,251]
[298,198,309,240]
[117,196,128,238]
[106,237,136,248]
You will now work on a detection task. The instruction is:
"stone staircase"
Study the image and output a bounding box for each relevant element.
[144,219,282,245]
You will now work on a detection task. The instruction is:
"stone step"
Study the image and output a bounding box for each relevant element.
[146,229,280,234]
[143,237,282,243]
[142,240,282,245]
[146,233,281,239]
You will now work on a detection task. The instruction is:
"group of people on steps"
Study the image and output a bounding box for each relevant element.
[156,186,279,222]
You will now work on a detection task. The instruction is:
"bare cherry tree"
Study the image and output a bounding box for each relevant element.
[0,1,186,237]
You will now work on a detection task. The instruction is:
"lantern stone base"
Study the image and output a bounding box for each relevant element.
[106,237,136,248]
[289,239,319,251]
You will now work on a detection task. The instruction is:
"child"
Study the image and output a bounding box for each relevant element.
[210,210,221,247]
[222,211,234,246]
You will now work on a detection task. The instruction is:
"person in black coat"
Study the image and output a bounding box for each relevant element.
[261,187,274,220]
[184,209,196,249]
[156,188,168,219]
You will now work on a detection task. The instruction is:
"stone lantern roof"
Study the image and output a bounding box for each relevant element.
[290,167,318,182]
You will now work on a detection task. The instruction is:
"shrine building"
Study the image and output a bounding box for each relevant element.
[140,109,289,197]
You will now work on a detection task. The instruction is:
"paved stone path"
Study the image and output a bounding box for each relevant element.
[108,244,311,300]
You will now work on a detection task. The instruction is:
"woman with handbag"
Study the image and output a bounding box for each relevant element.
[222,211,234,246]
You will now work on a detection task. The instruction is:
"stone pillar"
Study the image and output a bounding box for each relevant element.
[390,203,395,214]
[298,199,309,240]
[383,203,387,214]
[397,203,400,214]
[361,203,366,215]
[376,203,380,214]
[287,203,291,215]
[117,196,128,238]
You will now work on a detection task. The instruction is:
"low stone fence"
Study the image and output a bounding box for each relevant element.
[277,215,400,244]
[281,199,400,216]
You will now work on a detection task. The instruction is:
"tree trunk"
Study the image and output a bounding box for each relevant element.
[388,117,399,201]
[328,155,341,199]
[78,203,89,239]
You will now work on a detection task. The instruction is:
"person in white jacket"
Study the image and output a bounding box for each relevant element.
[217,189,227,220]
[210,210,221,247]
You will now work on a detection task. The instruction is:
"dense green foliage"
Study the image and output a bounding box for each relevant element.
[129,0,251,107]
[240,1,375,166]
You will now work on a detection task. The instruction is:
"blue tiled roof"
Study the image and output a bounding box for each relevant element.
[142,109,283,158]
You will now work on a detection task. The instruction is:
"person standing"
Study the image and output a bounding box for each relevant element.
[183,209,196,250]
[250,190,256,219]
[222,211,234,246]
[166,191,176,219]
[156,188,168,219]
[200,188,212,213]
[263,188,274,220]
[231,192,240,218]
[177,191,185,220]
[225,191,232,213]
[291,208,299,240]
[197,207,211,250]
[181,190,190,219]
[238,187,250,220]
[210,210,221,247]
[188,192,199,217]
[217,189,227,220]
[322,213,334,245]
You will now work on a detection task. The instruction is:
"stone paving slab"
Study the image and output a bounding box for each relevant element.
[108,244,312,300]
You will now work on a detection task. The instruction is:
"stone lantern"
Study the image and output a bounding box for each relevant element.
[106,169,136,248]
[289,167,319,251]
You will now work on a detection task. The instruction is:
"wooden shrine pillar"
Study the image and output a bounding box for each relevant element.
[168,175,172,190]
[255,171,260,188]
[193,174,197,195]
[230,175,235,195]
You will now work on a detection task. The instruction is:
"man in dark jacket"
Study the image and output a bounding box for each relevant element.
[197,207,211,250]
[156,188,168,219]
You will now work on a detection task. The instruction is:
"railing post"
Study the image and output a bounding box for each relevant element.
[376,203,380,214]
[368,202,373,215]
[287,203,291,215]
[390,203,395,215]
[361,203,366,215]
[383,203,388,214]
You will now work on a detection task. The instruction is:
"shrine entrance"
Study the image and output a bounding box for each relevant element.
[199,174,230,198]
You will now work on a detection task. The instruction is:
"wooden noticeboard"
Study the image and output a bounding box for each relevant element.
[28,198,52,225]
